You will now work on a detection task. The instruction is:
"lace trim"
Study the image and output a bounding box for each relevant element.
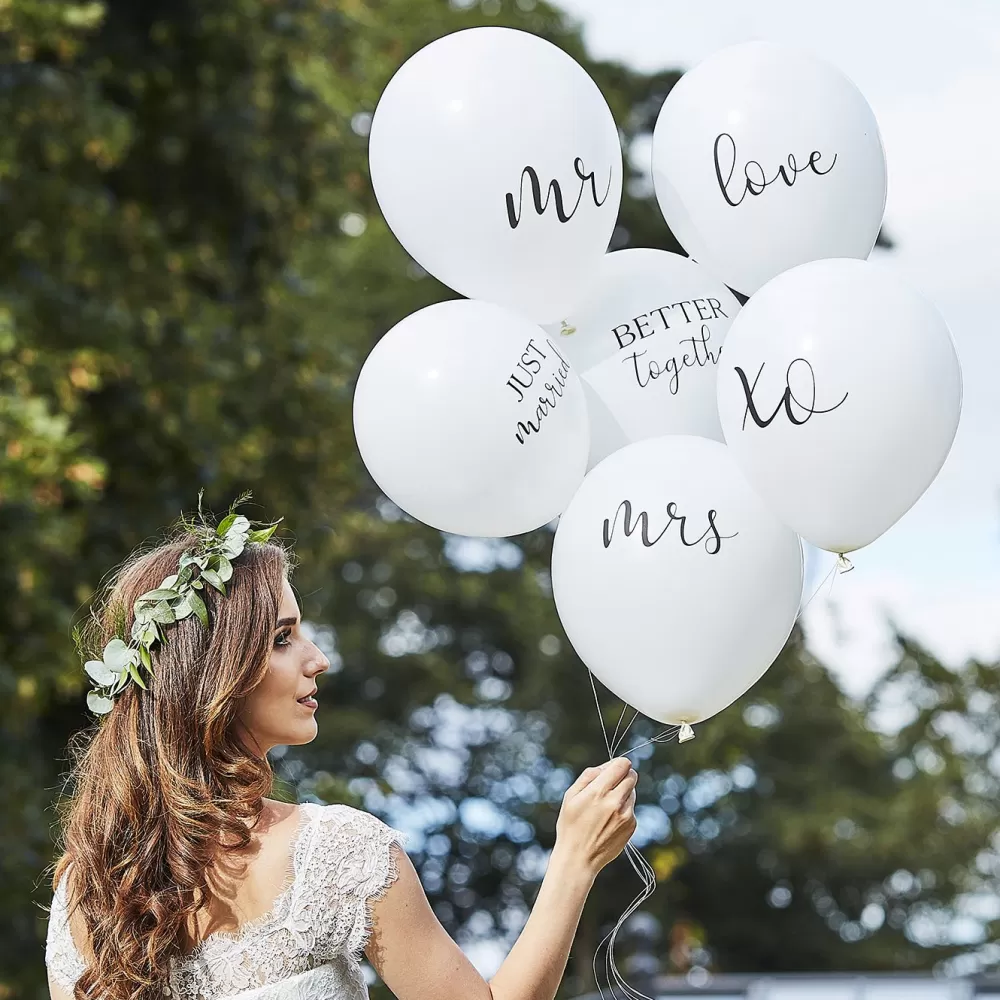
[350,822,408,962]
[311,805,409,963]
[178,801,315,962]
[45,866,87,993]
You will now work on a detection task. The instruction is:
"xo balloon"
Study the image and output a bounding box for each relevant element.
[369,27,622,324]
[717,258,963,553]
[549,249,741,445]
[552,436,803,727]
[652,41,887,295]
[353,299,590,538]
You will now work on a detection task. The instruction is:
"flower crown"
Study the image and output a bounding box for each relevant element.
[79,491,281,715]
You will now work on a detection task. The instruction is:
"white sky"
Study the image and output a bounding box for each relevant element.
[555,0,1000,697]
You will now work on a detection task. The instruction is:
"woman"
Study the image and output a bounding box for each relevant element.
[45,503,638,1000]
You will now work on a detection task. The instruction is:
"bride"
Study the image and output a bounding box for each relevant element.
[44,502,638,1000]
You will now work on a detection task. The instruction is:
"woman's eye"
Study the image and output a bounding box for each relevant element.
[274,630,293,649]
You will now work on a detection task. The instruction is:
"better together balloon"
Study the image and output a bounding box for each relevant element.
[369,27,622,324]
[552,436,803,727]
[652,41,887,295]
[717,258,963,553]
[549,249,741,445]
[354,300,590,538]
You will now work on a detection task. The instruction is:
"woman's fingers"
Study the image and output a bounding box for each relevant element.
[587,757,634,797]
[619,784,637,815]
[616,770,638,810]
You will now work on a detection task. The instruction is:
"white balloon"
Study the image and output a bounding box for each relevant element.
[652,41,887,295]
[354,300,589,538]
[369,27,622,324]
[580,380,629,471]
[717,258,963,553]
[552,436,803,727]
[547,249,741,445]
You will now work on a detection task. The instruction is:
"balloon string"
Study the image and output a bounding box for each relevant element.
[585,667,679,1000]
[795,549,855,627]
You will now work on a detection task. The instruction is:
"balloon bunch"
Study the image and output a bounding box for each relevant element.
[356,28,962,738]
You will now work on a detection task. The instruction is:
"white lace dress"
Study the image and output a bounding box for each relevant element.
[45,803,409,1000]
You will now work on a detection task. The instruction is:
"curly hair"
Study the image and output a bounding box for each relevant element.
[49,521,294,1000]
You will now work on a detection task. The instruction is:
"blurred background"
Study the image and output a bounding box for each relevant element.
[3,1,999,998]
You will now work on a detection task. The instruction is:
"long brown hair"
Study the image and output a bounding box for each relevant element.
[51,520,294,1000]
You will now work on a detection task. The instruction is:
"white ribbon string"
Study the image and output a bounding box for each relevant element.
[586,667,678,1000]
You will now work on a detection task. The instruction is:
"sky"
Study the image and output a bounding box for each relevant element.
[554,0,1000,699]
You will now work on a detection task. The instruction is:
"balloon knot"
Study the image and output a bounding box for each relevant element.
[678,722,696,743]
[836,553,855,574]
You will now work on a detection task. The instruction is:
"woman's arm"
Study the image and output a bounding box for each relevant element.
[366,757,637,1000]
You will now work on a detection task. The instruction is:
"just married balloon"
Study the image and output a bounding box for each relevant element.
[369,27,622,324]
[353,300,590,538]
[717,258,963,553]
[651,41,887,295]
[551,436,803,727]
[548,249,741,447]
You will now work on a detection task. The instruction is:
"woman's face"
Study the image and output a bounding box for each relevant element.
[237,578,330,754]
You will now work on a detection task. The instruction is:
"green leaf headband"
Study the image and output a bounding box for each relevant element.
[80,491,281,715]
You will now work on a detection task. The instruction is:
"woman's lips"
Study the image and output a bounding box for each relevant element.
[297,697,317,709]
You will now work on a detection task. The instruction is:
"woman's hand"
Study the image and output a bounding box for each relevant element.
[554,757,638,878]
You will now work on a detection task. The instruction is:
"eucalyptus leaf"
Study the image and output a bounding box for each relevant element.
[87,691,115,715]
[201,568,226,595]
[85,659,117,686]
[187,589,209,627]
[139,645,152,671]
[216,512,239,536]
[102,638,133,671]
[173,597,194,620]
[228,515,250,535]
[139,588,180,602]
[216,556,233,582]
[247,522,280,544]
[150,602,176,624]
[127,660,148,690]
[220,535,245,559]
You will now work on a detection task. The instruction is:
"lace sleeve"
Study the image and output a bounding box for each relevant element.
[304,805,409,964]
[45,869,87,994]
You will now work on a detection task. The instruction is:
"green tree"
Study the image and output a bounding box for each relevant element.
[0,2,988,999]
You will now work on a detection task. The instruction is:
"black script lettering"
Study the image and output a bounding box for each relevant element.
[507,338,550,402]
[707,297,729,320]
[602,500,738,554]
[623,325,721,394]
[693,298,713,322]
[714,132,838,208]
[736,358,849,431]
[612,323,635,349]
[514,339,572,445]
[505,157,613,229]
